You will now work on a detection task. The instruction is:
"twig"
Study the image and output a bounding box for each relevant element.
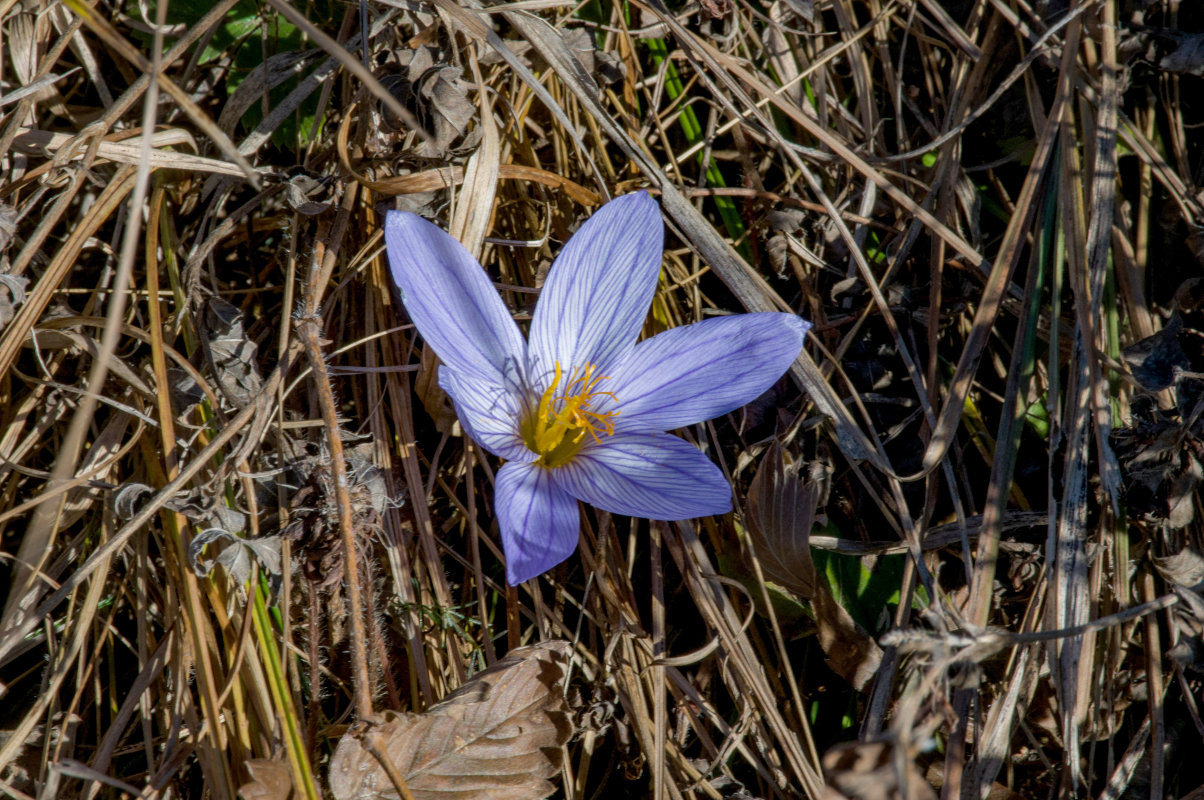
[295,220,376,720]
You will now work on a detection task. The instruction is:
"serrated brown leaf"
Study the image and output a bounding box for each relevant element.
[329,641,574,800]
[746,443,820,598]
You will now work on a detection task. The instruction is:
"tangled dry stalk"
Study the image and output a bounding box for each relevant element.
[2,0,1204,798]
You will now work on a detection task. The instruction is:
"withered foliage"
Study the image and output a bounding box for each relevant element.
[2,0,1204,799]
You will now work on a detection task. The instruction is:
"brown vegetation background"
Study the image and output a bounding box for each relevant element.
[3,0,1204,798]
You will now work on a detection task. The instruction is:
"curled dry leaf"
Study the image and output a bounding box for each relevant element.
[329,641,574,800]
[1153,547,1204,590]
[114,482,248,533]
[745,443,820,598]
[747,445,881,691]
[383,46,476,156]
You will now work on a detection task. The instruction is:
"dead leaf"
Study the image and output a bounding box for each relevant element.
[238,758,294,800]
[0,203,17,252]
[1160,31,1204,76]
[202,297,263,409]
[386,47,476,156]
[189,529,283,587]
[822,737,936,800]
[813,578,883,692]
[284,171,333,216]
[168,367,205,414]
[1154,548,1204,590]
[1169,586,1204,674]
[781,0,814,23]
[329,641,574,800]
[744,445,878,689]
[1167,454,1203,529]
[0,273,27,332]
[559,29,624,86]
[745,443,821,598]
[114,482,248,533]
[1123,314,1189,392]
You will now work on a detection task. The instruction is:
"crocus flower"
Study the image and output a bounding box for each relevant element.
[386,192,809,585]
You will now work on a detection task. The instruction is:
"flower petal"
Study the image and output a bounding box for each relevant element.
[602,313,809,433]
[528,192,662,383]
[386,210,527,386]
[556,432,731,519]
[439,367,534,463]
[495,461,581,584]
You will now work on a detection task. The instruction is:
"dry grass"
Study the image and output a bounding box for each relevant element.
[2,0,1204,797]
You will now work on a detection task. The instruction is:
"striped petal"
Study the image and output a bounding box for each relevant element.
[555,432,731,519]
[528,192,662,385]
[601,313,809,433]
[386,210,527,386]
[495,461,580,585]
[439,367,533,463]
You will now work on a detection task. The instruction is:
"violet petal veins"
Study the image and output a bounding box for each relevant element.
[386,191,811,584]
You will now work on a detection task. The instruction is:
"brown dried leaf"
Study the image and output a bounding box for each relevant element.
[329,641,574,800]
[1153,547,1204,589]
[746,443,820,598]
[746,446,878,688]
[238,758,294,800]
[822,738,936,800]
[1168,455,1204,529]
[813,578,883,692]
[391,47,476,156]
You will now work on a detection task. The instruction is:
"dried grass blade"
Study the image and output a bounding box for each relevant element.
[919,15,1080,478]
[448,54,499,258]
[670,522,824,797]
[964,180,1054,629]
[13,127,253,177]
[1049,111,1094,794]
[914,0,982,59]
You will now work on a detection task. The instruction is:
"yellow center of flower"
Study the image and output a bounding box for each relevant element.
[521,362,619,467]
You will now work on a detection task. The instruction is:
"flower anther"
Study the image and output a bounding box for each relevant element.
[523,362,620,467]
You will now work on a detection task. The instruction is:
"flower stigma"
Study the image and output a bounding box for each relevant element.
[521,362,619,467]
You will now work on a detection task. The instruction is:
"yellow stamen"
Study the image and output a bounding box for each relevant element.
[522,361,620,467]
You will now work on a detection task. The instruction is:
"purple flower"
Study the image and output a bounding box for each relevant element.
[386,192,810,585]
